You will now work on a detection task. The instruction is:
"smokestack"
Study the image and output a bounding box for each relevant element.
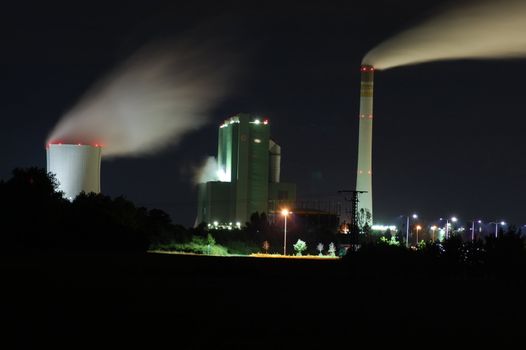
[46,143,102,200]
[355,65,374,225]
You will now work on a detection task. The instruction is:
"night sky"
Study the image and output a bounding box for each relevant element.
[1,0,525,227]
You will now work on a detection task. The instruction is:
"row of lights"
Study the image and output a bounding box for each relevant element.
[47,142,103,148]
[360,65,375,72]
[220,118,269,128]
[371,225,397,232]
[405,213,507,245]
[207,221,242,230]
[250,119,269,125]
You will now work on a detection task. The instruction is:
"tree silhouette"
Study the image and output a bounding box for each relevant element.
[0,167,159,254]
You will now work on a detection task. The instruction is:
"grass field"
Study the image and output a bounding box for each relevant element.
[151,250,340,260]
[1,252,524,348]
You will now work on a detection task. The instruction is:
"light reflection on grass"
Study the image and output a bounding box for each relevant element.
[149,250,340,259]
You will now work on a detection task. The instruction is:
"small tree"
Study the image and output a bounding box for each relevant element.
[317,243,324,256]
[328,242,336,257]
[380,236,400,246]
[293,239,307,256]
[206,234,215,255]
[262,240,270,254]
[389,236,400,246]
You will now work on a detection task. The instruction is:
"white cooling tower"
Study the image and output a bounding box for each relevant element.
[46,143,102,200]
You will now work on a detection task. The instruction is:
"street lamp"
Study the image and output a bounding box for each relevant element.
[406,213,418,248]
[430,225,437,242]
[415,225,422,245]
[445,216,457,240]
[489,221,506,238]
[471,219,482,241]
[281,208,291,255]
[440,216,457,240]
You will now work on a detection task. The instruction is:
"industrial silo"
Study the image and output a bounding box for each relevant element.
[269,139,281,184]
[46,143,102,200]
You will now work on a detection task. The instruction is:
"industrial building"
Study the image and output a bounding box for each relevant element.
[196,113,296,227]
[46,143,102,200]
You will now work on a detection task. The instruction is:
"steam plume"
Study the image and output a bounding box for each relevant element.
[193,155,231,184]
[194,156,220,184]
[47,35,239,157]
[363,0,526,70]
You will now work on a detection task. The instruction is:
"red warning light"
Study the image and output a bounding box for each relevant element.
[263,119,269,125]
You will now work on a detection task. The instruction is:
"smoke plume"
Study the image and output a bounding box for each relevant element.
[47,35,239,157]
[193,156,220,184]
[192,155,231,184]
[363,0,526,70]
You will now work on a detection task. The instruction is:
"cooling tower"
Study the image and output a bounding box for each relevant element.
[355,65,374,225]
[46,143,102,200]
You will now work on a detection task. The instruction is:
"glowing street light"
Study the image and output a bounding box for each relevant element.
[405,213,418,248]
[489,221,506,238]
[471,219,482,241]
[442,216,457,240]
[281,209,291,255]
[415,225,422,245]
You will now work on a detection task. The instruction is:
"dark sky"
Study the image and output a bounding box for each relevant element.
[1,0,525,227]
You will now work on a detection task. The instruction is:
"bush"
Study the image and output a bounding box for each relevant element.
[153,236,229,256]
[293,239,307,256]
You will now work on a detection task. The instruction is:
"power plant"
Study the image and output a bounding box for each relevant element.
[46,143,102,200]
[196,113,296,227]
[355,65,374,226]
[42,68,373,227]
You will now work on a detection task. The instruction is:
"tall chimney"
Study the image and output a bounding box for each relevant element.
[355,64,374,226]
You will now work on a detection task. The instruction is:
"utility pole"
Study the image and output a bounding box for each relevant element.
[338,190,367,249]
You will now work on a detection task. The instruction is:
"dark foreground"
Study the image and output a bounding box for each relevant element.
[1,253,525,348]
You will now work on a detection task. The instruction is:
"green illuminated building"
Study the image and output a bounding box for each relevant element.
[196,113,296,227]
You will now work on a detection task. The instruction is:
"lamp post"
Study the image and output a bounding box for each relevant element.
[430,225,437,242]
[406,214,418,248]
[443,216,457,240]
[471,219,482,241]
[281,209,291,255]
[489,221,506,238]
[416,225,422,246]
